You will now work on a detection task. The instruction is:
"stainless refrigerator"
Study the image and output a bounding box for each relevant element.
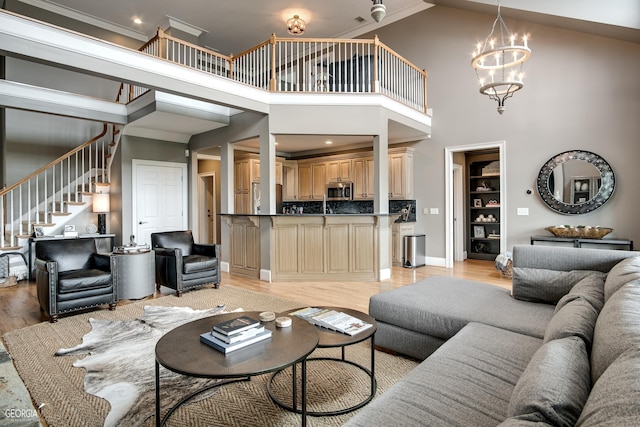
[252,182,282,214]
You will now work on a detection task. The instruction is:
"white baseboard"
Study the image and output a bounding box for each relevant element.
[379,267,392,281]
[426,257,446,267]
[259,269,272,282]
[220,261,230,273]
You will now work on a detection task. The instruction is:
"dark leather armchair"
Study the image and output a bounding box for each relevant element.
[151,230,221,296]
[35,238,117,322]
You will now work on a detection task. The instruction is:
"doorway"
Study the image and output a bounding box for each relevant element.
[445,141,506,268]
[198,172,217,244]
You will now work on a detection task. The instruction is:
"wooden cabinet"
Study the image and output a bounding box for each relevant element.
[282,161,298,201]
[297,162,326,200]
[271,215,378,281]
[228,216,260,277]
[234,155,283,213]
[467,159,501,260]
[327,159,352,182]
[391,220,415,266]
[352,157,375,199]
[389,148,414,199]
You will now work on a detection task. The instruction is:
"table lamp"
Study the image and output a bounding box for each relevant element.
[93,193,110,234]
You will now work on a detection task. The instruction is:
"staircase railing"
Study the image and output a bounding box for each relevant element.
[0,124,116,248]
[124,28,428,113]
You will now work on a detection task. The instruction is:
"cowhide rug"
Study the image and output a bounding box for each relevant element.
[55,304,240,427]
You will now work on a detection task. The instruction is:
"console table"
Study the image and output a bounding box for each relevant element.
[530,235,634,251]
[28,234,116,281]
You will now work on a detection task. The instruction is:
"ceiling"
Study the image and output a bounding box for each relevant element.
[18,0,640,57]
[10,0,639,155]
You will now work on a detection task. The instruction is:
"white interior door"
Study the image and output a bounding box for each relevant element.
[133,160,188,246]
[453,164,465,261]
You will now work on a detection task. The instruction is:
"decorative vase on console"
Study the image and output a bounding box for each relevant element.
[575,181,581,191]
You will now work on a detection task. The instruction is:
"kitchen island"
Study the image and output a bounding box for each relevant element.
[221,214,396,282]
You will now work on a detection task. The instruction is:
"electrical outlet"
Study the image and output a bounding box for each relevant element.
[430,208,439,215]
[517,207,529,216]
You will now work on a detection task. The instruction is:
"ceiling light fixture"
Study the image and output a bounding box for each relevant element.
[471,1,531,114]
[371,0,386,23]
[287,15,306,35]
[133,17,142,25]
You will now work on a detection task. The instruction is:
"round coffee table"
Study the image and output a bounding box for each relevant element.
[155,311,319,427]
[267,306,377,416]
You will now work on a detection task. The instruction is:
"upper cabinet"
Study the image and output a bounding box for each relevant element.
[388,148,414,200]
[327,159,352,182]
[352,157,375,200]
[236,147,415,205]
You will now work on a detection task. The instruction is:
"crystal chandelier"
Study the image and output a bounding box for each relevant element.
[287,15,306,35]
[471,1,531,114]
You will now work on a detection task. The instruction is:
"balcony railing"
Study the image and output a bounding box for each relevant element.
[122,29,428,113]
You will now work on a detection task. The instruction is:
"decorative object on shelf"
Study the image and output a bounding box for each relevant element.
[476,181,493,191]
[63,224,78,238]
[475,214,485,222]
[371,0,386,23]
[86,223,98,234]
[33,226,44,238]
[545,225,613,239]
[471,1,531,114]
[473,199,483,207]
[474,242,490,253]
[487,214,497,222]
[481,161,500,176]
[93,192,110,234]
[473,225,486,238]
[286,15,305,35]
[486,200,500,206]
[536,150,615,215]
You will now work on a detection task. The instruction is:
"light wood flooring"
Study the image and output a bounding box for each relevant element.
[0,259,510,337]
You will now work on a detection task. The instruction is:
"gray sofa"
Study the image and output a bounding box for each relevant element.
[345,245,640,426]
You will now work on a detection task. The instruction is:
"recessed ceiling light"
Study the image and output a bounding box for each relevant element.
[133,17,142,25]
[325,140,333,145]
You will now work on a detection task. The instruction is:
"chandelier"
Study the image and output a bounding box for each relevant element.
[471,1,531,114]
[287,15,305,35]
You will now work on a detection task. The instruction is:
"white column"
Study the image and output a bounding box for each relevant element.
[259,133,277,214]
[373,129,391,280]
[220,141,235,213]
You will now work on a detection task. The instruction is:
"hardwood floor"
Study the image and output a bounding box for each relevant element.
[0,259,510,337]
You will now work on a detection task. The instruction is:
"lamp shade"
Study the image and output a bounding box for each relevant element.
[93,193,110,213]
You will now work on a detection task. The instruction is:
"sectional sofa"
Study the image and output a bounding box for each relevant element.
[345,245,640,426]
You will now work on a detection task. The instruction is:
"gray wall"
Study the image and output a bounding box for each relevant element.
[367,6,640,256]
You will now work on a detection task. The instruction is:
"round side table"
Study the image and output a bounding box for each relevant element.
[111,250,155,300]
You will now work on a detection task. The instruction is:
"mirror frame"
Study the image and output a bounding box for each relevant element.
[536,150,615,215]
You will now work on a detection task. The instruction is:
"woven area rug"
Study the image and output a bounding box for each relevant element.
[3,285,418,426]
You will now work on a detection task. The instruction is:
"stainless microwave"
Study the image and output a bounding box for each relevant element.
[326,181,353,200]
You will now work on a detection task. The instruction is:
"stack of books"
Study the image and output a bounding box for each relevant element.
[199,315,271,354]
[290,307,373,336]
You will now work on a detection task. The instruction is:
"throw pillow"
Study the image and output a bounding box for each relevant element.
[512,268,606,305]
[508,336,591,427]
[591,283,640,383]
[544,298,599,348]
[554,274,605,313]
[603,256,640,302]
[576,349,640,426]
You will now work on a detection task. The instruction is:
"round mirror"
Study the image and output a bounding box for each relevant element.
[536,150,615,215]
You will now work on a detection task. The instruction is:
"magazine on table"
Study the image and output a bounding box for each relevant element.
[290,307,373,336]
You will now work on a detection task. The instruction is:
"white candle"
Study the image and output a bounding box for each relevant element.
[510,35,515,46]
[523,35,528,48]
